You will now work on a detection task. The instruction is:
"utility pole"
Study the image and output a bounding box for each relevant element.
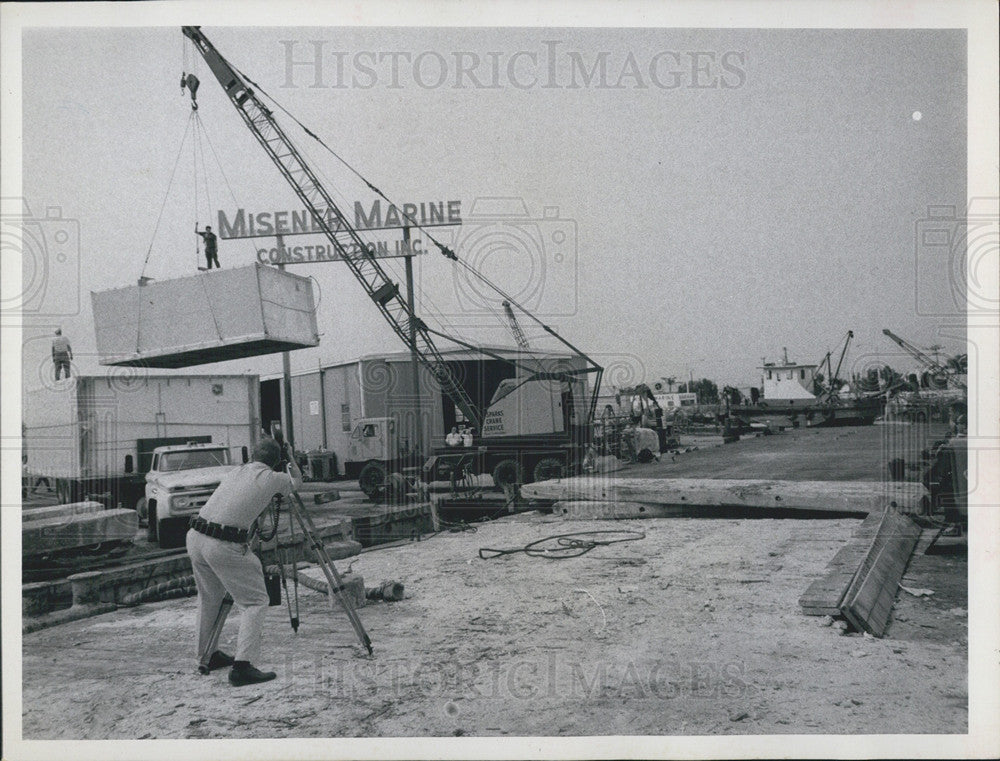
[276,234,295,449]
[403,226,423,455]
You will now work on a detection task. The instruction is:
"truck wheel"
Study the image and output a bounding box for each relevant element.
[358,461,387,500]
[147,503,158,543]
[532,457,565,483]
[386,472,408,503]
[135,497,148,527]
[492,459,522,489]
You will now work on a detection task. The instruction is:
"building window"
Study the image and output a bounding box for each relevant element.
[341,404,351,432]
[767,370,773,380]
[787,370,794,380]
[800,369,805,380]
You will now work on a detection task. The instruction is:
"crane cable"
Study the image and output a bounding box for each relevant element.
[193,111,260,265]
[140,113,196,281]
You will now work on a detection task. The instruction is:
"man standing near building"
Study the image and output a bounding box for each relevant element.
[186,437,302,686]
[195,224,220,270]
[51,328,72,380]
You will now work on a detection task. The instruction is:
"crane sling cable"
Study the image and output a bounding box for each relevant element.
[139,111,197,281]
[135,111,199,353]
[193,109,201,263]
[192,109,262,265]
[185,27,481,427]
[192,114,217,265]
[231,59,603,380]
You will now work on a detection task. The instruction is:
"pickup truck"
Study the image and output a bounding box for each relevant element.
[139,443,240,548]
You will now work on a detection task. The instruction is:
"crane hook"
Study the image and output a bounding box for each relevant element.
[181,73,200,110]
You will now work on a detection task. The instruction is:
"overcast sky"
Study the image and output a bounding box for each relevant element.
[14,23,971,391]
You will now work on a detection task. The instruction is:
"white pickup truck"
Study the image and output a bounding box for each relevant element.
[139,443,240,548]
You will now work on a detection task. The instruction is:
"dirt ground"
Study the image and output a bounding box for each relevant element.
[20,508,966,739]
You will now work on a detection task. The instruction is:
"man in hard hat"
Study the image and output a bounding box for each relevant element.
[186,437,302,686]
[195,225,220,270]
[52,328,72,380]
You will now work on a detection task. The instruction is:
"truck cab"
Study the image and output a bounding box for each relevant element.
[344,417,423,500]
[345,417,398,474]
[141,442,238,548]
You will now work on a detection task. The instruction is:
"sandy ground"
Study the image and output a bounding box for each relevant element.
[21,509,966,739]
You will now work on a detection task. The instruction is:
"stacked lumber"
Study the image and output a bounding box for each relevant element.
[23,502,137,557]
[799,510,883,615]
[799,505,922,636]
[840,509,922,636]
[522,477,925,516]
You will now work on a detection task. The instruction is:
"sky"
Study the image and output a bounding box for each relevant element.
[11,22,974,393]
[2,4,999,759]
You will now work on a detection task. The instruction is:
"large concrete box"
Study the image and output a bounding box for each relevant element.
[92,264,319,368]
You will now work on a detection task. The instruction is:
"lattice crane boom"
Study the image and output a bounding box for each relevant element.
[882,328,966,391]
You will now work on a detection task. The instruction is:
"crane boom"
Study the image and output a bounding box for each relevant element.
[502,300,529,351]
[182,26,482,427]
[882,328,966,390]
[831,330,853,387]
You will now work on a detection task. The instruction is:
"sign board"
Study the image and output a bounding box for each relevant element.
[218,199,461,265]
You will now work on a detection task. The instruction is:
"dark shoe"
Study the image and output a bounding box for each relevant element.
[198,650,235,674]
[229,662,277,687]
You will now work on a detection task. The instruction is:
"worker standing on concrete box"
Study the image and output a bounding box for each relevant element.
[51,328,72,379]
[186,438,302,686]
[195,225,220,269]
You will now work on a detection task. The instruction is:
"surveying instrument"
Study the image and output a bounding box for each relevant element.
[197,427,372,673]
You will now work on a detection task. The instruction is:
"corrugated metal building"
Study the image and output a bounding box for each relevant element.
[263,346,585,477]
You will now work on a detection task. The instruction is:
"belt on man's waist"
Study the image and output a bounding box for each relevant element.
[189,516,249,544]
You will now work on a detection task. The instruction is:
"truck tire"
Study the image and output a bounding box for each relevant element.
[492,459,522,489]
[147,503,158,543]
[358,461,387,500]
[532,457,565,483]
[386,472,408,503]
[135,497,148,527]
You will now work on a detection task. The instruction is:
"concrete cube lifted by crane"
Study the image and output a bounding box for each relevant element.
[91,264,319,368]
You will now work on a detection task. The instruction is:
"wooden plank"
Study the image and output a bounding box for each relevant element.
[22,502,104,524]
[551,501,685,520]
[840,511,922,636]
[799,509,887,614]
[523,477,925,515]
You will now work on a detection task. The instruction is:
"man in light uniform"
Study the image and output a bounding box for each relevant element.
[186,438,302,686]
[51,328,72,380]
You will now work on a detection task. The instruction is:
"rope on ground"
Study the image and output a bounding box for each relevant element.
[119,575,197,606]
[478,530,645,560]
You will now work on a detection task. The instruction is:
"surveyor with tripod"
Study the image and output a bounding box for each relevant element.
[186,437,302,686]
